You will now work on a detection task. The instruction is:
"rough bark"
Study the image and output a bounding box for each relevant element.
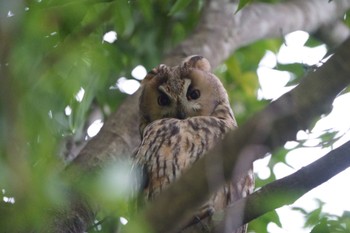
[62,0,350,232]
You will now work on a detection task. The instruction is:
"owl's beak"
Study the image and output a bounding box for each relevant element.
[176,111,187,119]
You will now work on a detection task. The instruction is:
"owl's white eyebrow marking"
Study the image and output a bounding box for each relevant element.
[182,79,191,96]
[158,85,170,97]
[192,104,201,112]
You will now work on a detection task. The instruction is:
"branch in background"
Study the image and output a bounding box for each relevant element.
[314,20,350,50]
[163,0,350,68]
[215,140,350,232]
[62,100,104,162]
[131,37,350,233]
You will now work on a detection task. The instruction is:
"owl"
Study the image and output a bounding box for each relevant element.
[133,56,254,233]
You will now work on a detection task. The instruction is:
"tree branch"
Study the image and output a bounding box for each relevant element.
[131,37,350,233]
[215,140,350,232]
[314,20,350,50]
[163,0,350,68]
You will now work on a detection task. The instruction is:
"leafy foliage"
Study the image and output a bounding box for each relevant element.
[294,201,350,233]
[217,39,281,124]
[0,0,202,231]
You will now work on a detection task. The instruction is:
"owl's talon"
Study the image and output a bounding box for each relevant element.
[192,215,201,224]
[182,207,215,230]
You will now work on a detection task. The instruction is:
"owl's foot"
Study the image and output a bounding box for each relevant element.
[182,207,215,231]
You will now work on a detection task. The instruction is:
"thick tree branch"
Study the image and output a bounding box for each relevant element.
[216,140,350,232]
[131,37,350,233]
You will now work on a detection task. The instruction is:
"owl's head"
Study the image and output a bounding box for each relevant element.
[139,55,234,133]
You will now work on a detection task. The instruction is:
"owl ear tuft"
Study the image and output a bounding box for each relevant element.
[182,55,211,72]
[143,64,168,81]
[143,67,158,80]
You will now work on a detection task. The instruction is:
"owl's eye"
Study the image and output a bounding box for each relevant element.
[158,94,170,106]
[187,89,200,100]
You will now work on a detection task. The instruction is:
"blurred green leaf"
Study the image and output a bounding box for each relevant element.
[319,130,339,148]
[304,35,325,48]
[305,207,323,227]
[169,0,193,15]
[344,11,350,27]
[310,218,331,233]
[293,206,309,215]
[114,1,134,36]
[268,148,290,167]
[277,63,304,82]
[236,0,253,13]
[137,0,153,22]
[249,210,282,232]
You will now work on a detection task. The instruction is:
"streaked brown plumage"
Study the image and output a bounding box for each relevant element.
[134,56,254,233]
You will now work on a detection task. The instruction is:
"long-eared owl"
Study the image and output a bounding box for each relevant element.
[133,56,254,233]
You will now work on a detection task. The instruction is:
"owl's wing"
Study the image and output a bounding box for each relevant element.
[134,116,232,200]
[134,117,254,233]
[130,159,150,211]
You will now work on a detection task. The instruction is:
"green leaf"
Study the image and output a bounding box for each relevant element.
[268,148,290,167]
[304,36,324,48]
[248,210,282,232]
[305,207,322,227]
[269,210,282,227]
[292,206,308,215]
[344,12,350,28]
[235,0,253,13]
[310,218,331,233]
[276,63,305,81]
[169,0,193,15]
[138,0,153,22]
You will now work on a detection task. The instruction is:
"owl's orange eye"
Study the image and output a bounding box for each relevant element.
[187,89,200,100]
[158,94,170,106]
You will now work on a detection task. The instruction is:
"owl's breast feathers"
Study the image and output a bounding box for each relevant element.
[134,116,234,199]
